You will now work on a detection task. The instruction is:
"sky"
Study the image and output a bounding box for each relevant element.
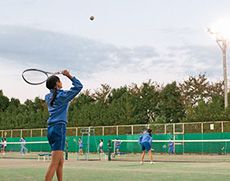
[1,0,230,102]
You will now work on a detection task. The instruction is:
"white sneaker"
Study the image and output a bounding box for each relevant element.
[150,161,155,164]
[140,161,143,165]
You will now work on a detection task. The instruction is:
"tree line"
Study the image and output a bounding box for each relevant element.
[0,74,230,130]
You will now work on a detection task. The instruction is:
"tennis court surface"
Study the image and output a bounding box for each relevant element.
[1,155,230,181]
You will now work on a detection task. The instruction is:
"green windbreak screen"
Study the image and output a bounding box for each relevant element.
[3,132,230,154]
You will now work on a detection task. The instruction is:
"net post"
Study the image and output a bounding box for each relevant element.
[113,140,116,153]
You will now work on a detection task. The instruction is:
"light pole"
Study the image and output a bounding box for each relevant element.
[207,28,229,108]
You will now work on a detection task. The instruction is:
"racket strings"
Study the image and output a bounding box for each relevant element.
[22,70,48,85]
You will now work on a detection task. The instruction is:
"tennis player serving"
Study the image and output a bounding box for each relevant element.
[45,70,83,181]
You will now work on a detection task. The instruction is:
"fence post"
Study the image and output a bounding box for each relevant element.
[76,127,78,136]
[173,124,175,134]
[164,124,167,134]
[201,123,203,133]
[182,123,185,134]
[131,125,134,135]
[11,130,13,138]
[4,131,7,137]
[30,129,33,137]
[20,129,22,138]
[116,126,118,135]
[102,126,104,136]
[221,121,224,132]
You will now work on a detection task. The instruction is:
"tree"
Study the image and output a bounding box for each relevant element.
[0,74,229,130]
[179,74,224,107]
[92,84,111,104]
[0,90,9,111]
[158,82,185,123]
[130,80,160,124]
[179,74,210,107]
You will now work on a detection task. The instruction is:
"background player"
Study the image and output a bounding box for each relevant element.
[78,138,83,155]
[20,137,28,155]
[139,129,153,164]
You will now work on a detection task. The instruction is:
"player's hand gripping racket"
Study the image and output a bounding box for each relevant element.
[22,69,61,85]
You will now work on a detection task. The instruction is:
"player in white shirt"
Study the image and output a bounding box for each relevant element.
[99,139,104,153]
[1,138,7,155]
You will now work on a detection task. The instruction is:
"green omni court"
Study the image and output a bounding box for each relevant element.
[1,158,230,181]
[1,122,230,180]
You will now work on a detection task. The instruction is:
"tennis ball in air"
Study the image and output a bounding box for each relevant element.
[90,16,94,21]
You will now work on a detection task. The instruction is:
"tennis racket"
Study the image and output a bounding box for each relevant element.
[22,69,61,85]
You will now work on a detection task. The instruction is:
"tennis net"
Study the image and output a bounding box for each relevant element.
[0,141,50,159]
[111,139,230,162]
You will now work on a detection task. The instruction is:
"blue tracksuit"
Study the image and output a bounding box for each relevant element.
[45,76,83,151]
[139,133,152,151]
[45,76,83,125]
[141,133,152,144]
[168,141,174,154]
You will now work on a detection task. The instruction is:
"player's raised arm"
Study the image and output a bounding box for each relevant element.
[60,70,83,103]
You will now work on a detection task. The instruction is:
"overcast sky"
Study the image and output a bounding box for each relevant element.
[1,0,230,102]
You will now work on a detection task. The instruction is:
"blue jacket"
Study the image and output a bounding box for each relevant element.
[45,76,83,125]
[139,133,152,144]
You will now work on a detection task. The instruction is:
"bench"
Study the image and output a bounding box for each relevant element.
[38,153,51,161]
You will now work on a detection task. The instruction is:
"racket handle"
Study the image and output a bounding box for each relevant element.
[58,70,69,74]
[55,71,62,74]
[61,70,73,79]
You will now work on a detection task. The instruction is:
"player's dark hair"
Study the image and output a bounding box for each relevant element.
[46,75,60,106]
[147,128,152,137]
[147,128,152,133]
